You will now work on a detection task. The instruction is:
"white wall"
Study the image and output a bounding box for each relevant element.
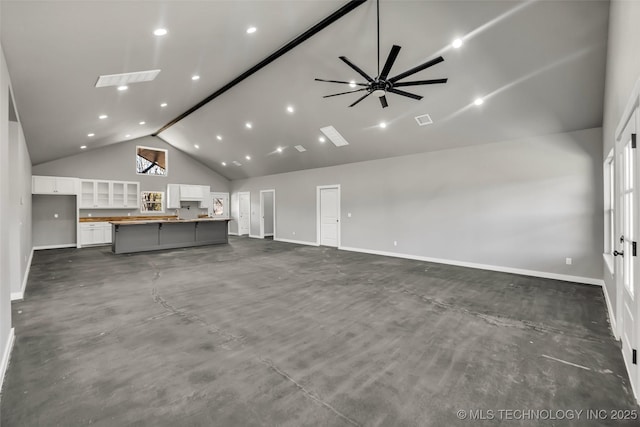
[601,0,640,319]
[1,39,33,391]
[232,127,603,283]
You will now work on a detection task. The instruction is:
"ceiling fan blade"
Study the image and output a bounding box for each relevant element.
[379,95,389,108]
[379,45,401,80]
[394,78,448,87]
[315,78,368,86]
[388,88,423,100]
[323,88,367,98]
[349,91,372,107]
[339,56,374,82]
[388,56,444,84]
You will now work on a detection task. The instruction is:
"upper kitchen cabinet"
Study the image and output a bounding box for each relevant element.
[167,184,211,209]
[79,179,139,209]
[32,175,78,195]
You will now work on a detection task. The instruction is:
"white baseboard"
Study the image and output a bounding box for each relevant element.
[264,233,274,237]
[11,247,34,301]
[338,246,603,286]
[602,282,618,339]
[33,243,76,250]
[0,328,15,395]
[228,232,238,236]
[249,234,261,239]
[274,238,319,247]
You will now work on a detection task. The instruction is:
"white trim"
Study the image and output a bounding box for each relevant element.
[249,234,262,239]
[259,189,276,239]
[264,233,274,237]
[0,328,15,395]
[602,282,619,339]
[316,184,341,247]
[274,238,319,247]
[603,253,614,276]
[228,232,239,236]
[339,245,604,286]
[11,248,34,301]
[34,243,76,250]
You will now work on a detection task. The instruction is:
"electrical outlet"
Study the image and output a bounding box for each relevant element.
[127,213,131,216]
[88,213,92,217]
[566,258,572,265]
[393,241,398,247]
[292,231,296,236]
[348,212,352,218]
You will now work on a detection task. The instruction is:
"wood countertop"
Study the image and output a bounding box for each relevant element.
[110,218,230,225]
[80,215,178,223]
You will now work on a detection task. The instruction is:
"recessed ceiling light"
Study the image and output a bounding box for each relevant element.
[139,121,146,125]
[349,80,356,88]
[99,114,108,120]
[318,136,326,143]
[245,122,252,129]
[125,134,131,138]
[192,75,200,81]
[276,147,283,153]
[80,145,87,149]
[87,133,95,137]
[246,26,257,34]
[117,85,128,91]
[216,135,222,141]
[245,155,251,160]
[286,105,294,113]
[379,121,387,129]
[160,103,167,107]
[153,28,168,36]
[474,97,484,106]
[452,38,463,49]
[194,144,200,149]
[221,162,227,166]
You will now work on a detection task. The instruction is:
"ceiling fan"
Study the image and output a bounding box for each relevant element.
[315,0,448,108]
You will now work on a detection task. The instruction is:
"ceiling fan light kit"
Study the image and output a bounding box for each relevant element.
[316,0,448,109]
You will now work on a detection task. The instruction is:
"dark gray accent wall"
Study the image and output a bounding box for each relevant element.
[264,192,274,235]
[602,0,640,322]
[231,127,603,281]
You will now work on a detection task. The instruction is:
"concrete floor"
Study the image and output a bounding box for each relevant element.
[1,237,638,426]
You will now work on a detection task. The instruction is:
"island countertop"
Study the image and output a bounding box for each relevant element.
[110,218,230,225]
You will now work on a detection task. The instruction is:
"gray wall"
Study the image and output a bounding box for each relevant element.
[231,127,603,281]
[32,196,76,247]
[264,192,274,235]
[33,135,230,218]
[601,0,640,320]
[1,35,33,383]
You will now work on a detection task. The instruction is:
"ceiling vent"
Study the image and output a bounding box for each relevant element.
[320,126,349,147]
[232,161,242,166]
[95,69,161,88]
[294,145,307,152]
[414,113,433,126]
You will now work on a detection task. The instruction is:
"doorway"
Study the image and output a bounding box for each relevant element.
[316,185,340,247]
[614,95,640,399]
[259,190,275,239]
[238,192,250,236]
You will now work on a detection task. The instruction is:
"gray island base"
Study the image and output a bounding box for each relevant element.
[111,218,230,254]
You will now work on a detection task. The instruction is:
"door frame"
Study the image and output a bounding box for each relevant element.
[316,184,341,247]
[614,76,640,401]
[259,189,276,239]
[237,191,251,236]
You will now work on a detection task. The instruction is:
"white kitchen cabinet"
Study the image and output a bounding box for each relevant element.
[79,222,112,246]
[32,176,78,195]
[179,185,204,200]
[79,179,139,209]
[167,184,180,209]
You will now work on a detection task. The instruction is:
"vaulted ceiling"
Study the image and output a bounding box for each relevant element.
[1,0,609,180]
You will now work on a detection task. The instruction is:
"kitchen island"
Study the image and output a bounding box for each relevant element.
[110,218,230,254]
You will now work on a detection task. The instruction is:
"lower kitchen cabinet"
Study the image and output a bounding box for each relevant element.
[79,222,112,246]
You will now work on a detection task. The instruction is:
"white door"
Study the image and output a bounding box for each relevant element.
[616,110,639,395]
[319,187,339,247]
[238,192,251,236]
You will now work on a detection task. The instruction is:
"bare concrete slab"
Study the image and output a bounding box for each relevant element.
[1,237,637,426]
